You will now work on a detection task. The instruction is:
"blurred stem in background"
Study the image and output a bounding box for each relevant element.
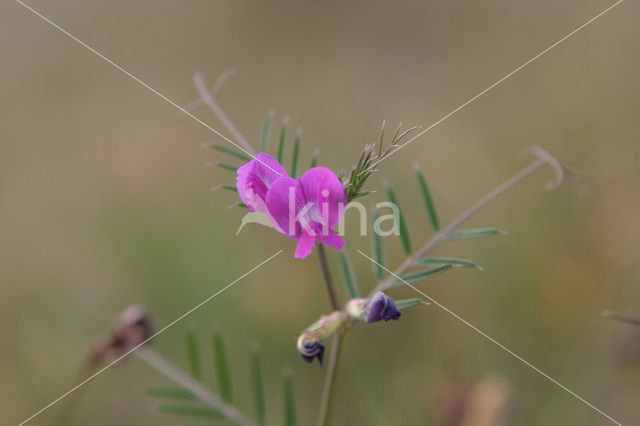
[603,310,640,326]
[135,348,257,426]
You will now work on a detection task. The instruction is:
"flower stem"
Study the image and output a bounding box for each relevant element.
[316,333,345,426]
[193,71,256,156]
[135,348,256,426]
[317,244,340,311]
[371,156,550,294]
[53,354,97,425]
[315,244,343,426]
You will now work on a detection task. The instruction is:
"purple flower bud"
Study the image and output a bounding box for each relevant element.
[296,311,343,365]
[298,341,325,365]
[365,292,401,323]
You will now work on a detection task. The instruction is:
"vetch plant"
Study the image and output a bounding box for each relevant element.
[72,71,578,425]
[201,71,575,425]
[224,71,576,423]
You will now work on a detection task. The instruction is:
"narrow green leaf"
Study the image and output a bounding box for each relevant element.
[291,127,302,177]
[277,117,289,164]
[283,370,296,426]
[446,228,506,240]
[147,387,196,400]
[212,330,232,403]
[227,201,248,209]
[385,182,412,255]
[209,144,251,162]
[157,404,223,418]
[261,110,274,153]
[414,166,440,231]
[216,163,238,173]
[212,184,237,192]
[339,251,360,299]
[310,148,319,168]
[372,209,385,280]
[395,298,428,310]
[417,257,482,270]
[185,330,201,380]
[391,264,452,288]
[250,345,266,426]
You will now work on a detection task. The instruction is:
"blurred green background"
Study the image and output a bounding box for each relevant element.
[1,1,639,425]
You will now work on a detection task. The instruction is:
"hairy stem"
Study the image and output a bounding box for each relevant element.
[317,244,340,311]
[193,71,256,156]
[135,348,256,426]
[316,333,345,426]
[371,157,549,295]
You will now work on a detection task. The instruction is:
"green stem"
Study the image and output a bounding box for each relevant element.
[317,244,340,311]
[370,157,548,295]
[135,348,256,426]
[316,333,345,426]
[315,244,343,426]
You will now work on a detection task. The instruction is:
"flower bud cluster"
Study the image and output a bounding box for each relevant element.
[297,292,402,364]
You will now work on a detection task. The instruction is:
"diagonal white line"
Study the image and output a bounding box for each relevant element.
[14,0,285,176]
[362,0,624,176]
[357,250,623,426]
[18,250,283,426]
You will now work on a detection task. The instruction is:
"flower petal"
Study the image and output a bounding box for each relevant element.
[317,227,345,252]
[298,167,347,227]
[265,177,306,237]
[294,230,317,259]
[236,153,288,212]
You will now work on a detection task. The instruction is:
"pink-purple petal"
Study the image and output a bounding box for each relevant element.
[317,228,345,251]
[298,167,348,227]
[236,153,288,212]
[265,177,305,238]
[294,230,316,259]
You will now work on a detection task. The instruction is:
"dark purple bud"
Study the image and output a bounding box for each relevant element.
[298,340,325,365]
[365,292,402,323]
[296,311,343,365]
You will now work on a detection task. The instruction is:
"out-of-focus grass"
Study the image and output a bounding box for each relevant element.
[1,0,639,424]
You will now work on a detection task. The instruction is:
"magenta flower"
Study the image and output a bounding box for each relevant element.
[236,153,288,212]
[266,167,347,259]
[236,154,347,259]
